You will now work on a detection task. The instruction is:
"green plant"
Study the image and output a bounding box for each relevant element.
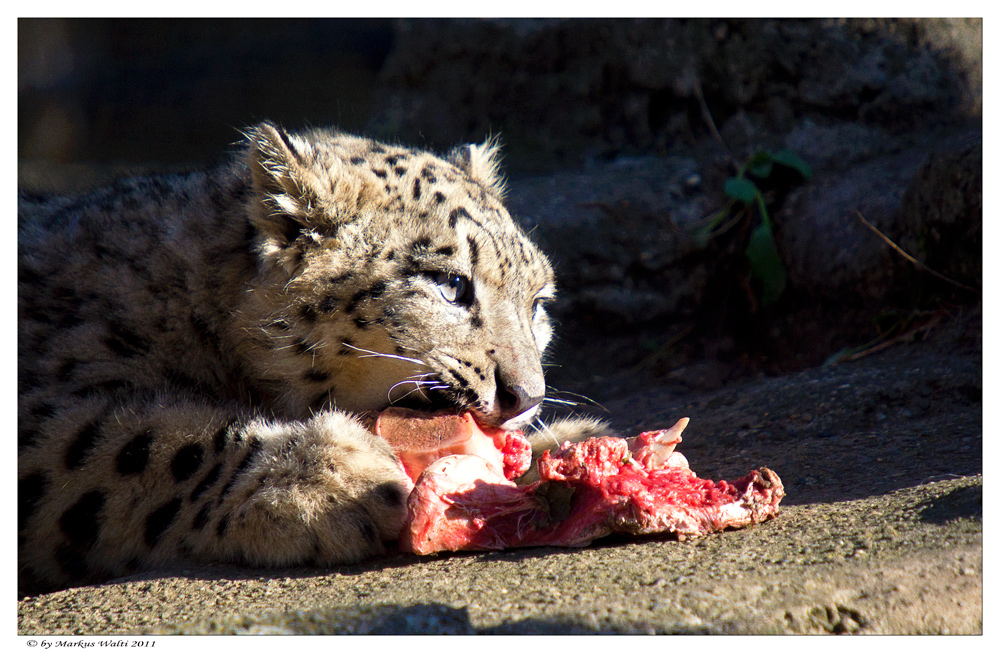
[692,149,812,306]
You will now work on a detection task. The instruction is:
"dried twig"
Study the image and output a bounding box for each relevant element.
[631,324,696,374]
[828,311,944,364]
[690,74,736,170]
[855,211,979,293]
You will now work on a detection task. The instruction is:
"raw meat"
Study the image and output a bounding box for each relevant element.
[399,417,784,554]
[375,408,531,482]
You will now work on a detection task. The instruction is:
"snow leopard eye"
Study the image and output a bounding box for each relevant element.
[532,293,552,319]
[433,272,473,305]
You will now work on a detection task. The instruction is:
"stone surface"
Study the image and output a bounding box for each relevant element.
[373,18,982,168]
[18,335,982,635]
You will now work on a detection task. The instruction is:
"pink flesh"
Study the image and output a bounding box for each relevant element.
[375,408,531,482]
[400,418,785,555]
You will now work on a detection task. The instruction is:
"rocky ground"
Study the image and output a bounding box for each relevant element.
[17,311,982,635]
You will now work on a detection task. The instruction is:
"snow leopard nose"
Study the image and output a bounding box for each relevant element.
[495,369,544,422]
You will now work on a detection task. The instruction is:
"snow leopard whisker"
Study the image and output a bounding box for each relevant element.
[532,416,562,449]
[341,343,426,366]
[545,386,608,412]
[387,370,449,403]
[389,384,428,403]
[542,397,580,407]
[388,377,439,395]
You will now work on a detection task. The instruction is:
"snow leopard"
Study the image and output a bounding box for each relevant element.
[18,122,609,595]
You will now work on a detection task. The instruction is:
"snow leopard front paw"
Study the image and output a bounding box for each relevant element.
[209,411,411,567]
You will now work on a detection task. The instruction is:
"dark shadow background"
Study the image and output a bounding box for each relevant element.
[19,19,395,168]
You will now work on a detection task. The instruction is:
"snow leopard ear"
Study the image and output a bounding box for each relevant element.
[246,122,320,244]
[245,122,362,275]
[447,136,507,198]
[246,122,362,236]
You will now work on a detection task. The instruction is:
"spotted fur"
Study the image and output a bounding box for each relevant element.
[17,122,578,595]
